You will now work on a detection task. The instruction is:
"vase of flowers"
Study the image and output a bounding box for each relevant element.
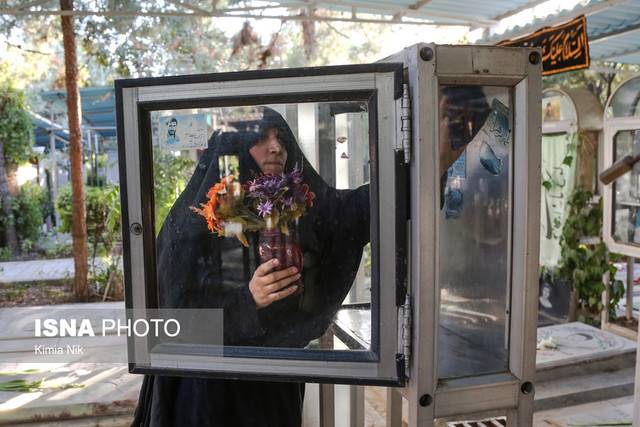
[247,168,315,296]
[258,222,304,294]
[192,167,315,296]
[190,174,264,247]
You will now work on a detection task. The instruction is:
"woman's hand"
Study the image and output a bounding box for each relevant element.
[249,259,301,309]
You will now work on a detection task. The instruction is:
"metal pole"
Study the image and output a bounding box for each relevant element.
[601,271,610,327]
[49,110,59,227]
[386,388,402,427]
[634,328,640,426]
[94,132,99,185]
[85,127,92,186]
[348,385,364,427]
[627,257,634,321]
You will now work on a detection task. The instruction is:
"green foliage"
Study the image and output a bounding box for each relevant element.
[43,241,73,259]
[0,182,46,247]
[0,247,11,261]
[57,184,123,299]
[0,84,33,167]
[14,182,46,242]
[557,187,625,322]
[153,149,194,233]
[57,184,121,242]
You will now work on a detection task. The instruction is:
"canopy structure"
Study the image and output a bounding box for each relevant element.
[4,1,640,66]
[479,0,640,65]
[32,86,116,150]
[40,86,116,139]
[31,112,69,150]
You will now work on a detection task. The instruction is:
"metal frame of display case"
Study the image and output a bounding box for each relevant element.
[382,44,542,426]
[116,44,543,426]
[599,76,640,427]
[115,63,409,385]
[603,76,640,258]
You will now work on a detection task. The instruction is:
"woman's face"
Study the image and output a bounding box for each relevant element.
[249,128,288,175]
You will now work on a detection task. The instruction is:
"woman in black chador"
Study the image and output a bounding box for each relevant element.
[132,107,370,427]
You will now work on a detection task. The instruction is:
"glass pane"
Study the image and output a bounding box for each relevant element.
[607,77,640,118]
[437,86,512,379]
[542,90,576,123]
[612,130,640,245]
[149,103,373,354]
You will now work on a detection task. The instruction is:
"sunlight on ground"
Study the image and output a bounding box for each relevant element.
[0,391,43,411]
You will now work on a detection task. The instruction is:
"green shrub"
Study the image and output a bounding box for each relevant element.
[0,181,46,247]
[557,187,625,323]
[57,184,121,242]
[153,148,194,233]
[14,182,46,242]
[0,247,11,261]
[43,241,73,259]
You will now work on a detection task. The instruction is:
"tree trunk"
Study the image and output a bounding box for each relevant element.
[568,288,578,322]
[6,165,18,197]
[0,139,19,255]
[60,0,89,301]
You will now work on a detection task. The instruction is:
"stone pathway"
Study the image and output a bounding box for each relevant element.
[0,259,74,284]
[0,258,120,285]
[0,302,141,426]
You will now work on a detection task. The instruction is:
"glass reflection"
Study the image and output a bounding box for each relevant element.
[149,103,372,352]
[607,77,640,118]
[542,90,576,123]
[612,130,640,245]
[438,86,512,379]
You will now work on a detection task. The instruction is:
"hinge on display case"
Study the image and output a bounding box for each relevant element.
[401,84,411,164]
[397,294,412,379]
[396,83,411,164]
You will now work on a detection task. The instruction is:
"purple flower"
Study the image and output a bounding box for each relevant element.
[248,174,285,199]
[283,196,295,210]
[257,200,273,217]
[287,167,303,186]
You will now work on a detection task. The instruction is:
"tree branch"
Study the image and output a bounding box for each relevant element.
[4,41,52,55]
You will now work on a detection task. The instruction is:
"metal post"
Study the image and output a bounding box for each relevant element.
[348,385,364,427]
[320,384,335,427]
[601,271,610,327]
[634,327,640,426]
[627,257,634,321]
[385,388,402,427]
[85,127,92,185]
[320,329,335,427]
[49,110,59,227]
[94,132,100,185]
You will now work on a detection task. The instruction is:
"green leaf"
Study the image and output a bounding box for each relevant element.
[562,155,574,166]
[542,180,552,190]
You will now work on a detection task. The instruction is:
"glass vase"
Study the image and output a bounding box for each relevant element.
[258,225,304,296]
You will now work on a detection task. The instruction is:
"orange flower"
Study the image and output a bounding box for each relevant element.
[191,175,238,234]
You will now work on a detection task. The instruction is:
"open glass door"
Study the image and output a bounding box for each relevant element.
[603,77,640,257]
[115,64,407,385]
[399,44,541,426]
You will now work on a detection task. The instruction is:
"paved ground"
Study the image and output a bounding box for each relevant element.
[533,395,634,426]
[0,302,140,426]
[0,300,633,426]
[0,258,75,284]
[0,258,74,283]
[0,258,118,285]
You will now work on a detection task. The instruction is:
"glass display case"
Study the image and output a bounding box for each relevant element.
[116,44,542,426]
[116,64,406,385]
[603,77,640,257]
[381,44,541,426]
